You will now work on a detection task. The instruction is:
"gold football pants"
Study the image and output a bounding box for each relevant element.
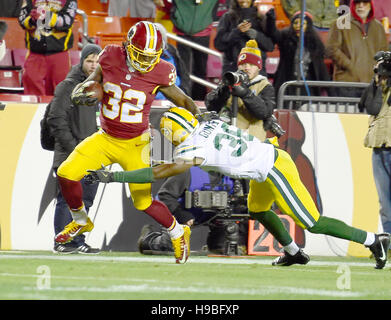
[57,130,153,211]
[248,148,320,229]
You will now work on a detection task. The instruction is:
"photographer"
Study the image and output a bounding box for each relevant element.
[205,39,281,141]
[359,50,391,237]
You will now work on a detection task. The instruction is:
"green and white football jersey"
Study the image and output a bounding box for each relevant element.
[173,120,275,182]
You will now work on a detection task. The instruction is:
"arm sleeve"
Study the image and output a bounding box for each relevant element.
[47,81,78,153]
[18,0,35,30]
[325,22,353,71]
[241,84,275,120]
[205,84,231,113]
[214,15,243,52]
[358,79,383,115]
[48,0,77,31]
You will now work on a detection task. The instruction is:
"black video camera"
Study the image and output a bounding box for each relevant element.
[374,51,391,78]
[222,70,249,86]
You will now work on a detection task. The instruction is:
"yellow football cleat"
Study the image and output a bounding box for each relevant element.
[54,218,94,244]
[171,225,191,264]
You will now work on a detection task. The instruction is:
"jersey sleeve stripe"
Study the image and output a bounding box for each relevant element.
[165,113,194,132]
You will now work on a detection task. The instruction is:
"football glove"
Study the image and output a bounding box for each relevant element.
[71,83,99,106]
[85,169,114,184]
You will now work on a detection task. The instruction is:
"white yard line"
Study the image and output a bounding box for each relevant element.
[18,284,364,298]
[0,253,377,268]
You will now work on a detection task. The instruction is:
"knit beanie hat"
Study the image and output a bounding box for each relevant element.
[237,40,262,70]
[80,43,102,65]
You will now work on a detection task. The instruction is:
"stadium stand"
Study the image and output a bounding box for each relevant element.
[77,0,108,15]
[12,48,27,68]
[0,49,12,67]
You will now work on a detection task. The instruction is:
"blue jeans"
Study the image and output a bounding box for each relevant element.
[54,176,99,246]
[372,148,391,234]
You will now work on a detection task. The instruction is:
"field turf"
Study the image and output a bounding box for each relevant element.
[0,250,390,301]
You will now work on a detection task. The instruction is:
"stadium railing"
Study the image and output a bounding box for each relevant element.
[276,80,369,113]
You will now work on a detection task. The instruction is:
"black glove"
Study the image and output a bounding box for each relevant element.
[196,111,220,122]
[85,169,114,184]
[231,84,252,98]
[71,83,98,106]
[266,8,276,20]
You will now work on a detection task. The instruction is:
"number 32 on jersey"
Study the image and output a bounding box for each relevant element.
[102,82,145,123]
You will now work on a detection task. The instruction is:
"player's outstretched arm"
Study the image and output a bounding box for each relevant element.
[85,158,203,184]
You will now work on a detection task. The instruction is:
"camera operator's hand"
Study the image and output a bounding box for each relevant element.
[231,84,251,98]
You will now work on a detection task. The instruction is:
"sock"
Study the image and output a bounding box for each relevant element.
[308,216,367,244]
[363,232,375,246]
[144,200,175,228]
[284,241,300,255]
[167,218,184,240]
[250,210,293,246]
[58,176,83,209]
[71,204,88,225]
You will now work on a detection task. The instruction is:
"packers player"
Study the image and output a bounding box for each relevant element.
[86,107,391,269]
[55,21,201,264]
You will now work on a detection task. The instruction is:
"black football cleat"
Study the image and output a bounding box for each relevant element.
[272,249,310,267]
[367,233,390,269]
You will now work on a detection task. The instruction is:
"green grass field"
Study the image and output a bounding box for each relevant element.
[0,250,390,301]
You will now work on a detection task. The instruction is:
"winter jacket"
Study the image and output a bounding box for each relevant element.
[215,6,274,75]
[265,10,331,97]
[359,79,391,148]
[18,0,77,53]
[170,0,218,35]
[326,0,388,83]
[47,64,99,169]
[205,75,275,141]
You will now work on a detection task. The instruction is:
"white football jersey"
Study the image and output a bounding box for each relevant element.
[173,120,275,182]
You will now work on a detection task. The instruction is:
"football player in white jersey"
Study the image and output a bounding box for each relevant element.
[86,107,391,269]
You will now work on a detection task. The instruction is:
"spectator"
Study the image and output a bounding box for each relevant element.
[18,0,77,96]
[359,50,391,239]
[154,23,191,99]
[108,0,156,18]
[138,167,249,255]
[326,0,389,97]
[205,39,276,141]
[214,0,274,77]
[265,9,332,101]
[279,0,338,29]
[154,0,219,101]
[47,44,102,254]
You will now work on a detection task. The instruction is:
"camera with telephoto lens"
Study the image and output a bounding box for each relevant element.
[374,51,391,78]
[222,70,249,86]
[263,114,286,138]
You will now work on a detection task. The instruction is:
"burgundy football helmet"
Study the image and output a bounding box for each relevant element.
[126,21,163,73]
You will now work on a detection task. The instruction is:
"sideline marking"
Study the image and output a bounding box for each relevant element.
[0,253,377,267]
